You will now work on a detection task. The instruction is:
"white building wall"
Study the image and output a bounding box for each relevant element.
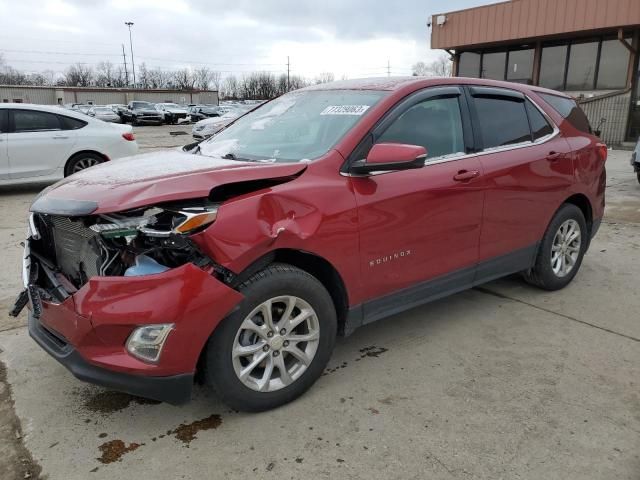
[0,87,218,106]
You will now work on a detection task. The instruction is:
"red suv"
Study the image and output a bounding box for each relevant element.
[13,78,606,411]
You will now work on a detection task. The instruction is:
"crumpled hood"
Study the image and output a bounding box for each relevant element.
[31,150,307,215]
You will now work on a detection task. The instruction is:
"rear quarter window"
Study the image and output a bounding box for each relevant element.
[59,115,87,130]
[539,93,591,134]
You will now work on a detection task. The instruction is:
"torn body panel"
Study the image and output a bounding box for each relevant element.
[190,159,364,305]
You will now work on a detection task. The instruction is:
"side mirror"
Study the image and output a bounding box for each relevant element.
[349,143,427,175]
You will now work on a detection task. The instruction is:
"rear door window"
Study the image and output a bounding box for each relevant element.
[13,110,61,132]
[539,93,591,134]
[472,94,531,149]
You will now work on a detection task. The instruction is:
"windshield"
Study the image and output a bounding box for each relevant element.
[95,108,112,113]
[199,90,384,162]
[162,103,181,109]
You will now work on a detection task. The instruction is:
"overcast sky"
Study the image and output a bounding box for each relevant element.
[0,0,496,81]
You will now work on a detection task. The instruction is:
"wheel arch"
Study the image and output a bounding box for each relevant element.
[562,193,593,236]
[232,248,350,335]
[64,150,109,176]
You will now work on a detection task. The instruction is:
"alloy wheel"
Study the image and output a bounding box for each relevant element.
[551,219,582,277]
[72,157,101,173]
[232,296,320,392]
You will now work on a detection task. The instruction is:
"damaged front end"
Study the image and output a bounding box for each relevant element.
[11,198,238,319]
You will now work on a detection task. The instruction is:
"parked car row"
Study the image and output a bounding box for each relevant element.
[62,101,256,127]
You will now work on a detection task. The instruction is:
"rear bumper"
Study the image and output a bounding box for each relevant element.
[29,312,193,404]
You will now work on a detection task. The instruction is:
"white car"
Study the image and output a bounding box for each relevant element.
[155,103,189,124]
[0,104,138,185]
[191,110,243,140]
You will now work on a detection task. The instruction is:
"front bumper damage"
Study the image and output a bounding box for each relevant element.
[12,237,243,405]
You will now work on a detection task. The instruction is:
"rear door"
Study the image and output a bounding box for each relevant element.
[0,110,8,180]
[466,87,573,274]
[7,109,77,179]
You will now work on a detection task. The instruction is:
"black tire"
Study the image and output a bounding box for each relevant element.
[637,172,640,185]
[64,152,105,176]
[523,204,588,291]
[203,263,337,412]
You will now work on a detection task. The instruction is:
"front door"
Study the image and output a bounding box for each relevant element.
[350,87,484,318]
[8,109,76,179]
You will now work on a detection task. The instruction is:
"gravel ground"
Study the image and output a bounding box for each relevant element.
[0,137,638,479]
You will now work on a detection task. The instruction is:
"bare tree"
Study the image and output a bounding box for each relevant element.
[210,70,222,92]
[64,63,94,86]
[315,72,335,84]
[222,75,239,99]
[412,53,452,78]
[95,61,119,87]
[137,62,150,89]
[193,66,214,90]
[147,68,172,89]
[173,68,196,90]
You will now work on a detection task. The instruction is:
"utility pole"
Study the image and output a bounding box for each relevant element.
[125,22,136,88]
[121,44,129,86]
[287,56,290,91]
[387,58,391,77]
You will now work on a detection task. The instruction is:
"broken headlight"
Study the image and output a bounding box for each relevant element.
[90,204,219,239]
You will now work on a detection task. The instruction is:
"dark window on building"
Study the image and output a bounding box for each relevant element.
[539,93,591,134]
[378,97,465,159]
[507,49,534,84]
[58,115,87,130]
[539,45,568,90]
[13,110,61,132]
[597,38,631,90]
[458,52,481,77]
[481,52,506,80]
[525,100,553,141]
[566,41,599,90]
[474,96,531,149]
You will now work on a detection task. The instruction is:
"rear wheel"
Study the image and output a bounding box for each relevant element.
[523,204,587,291]
[203,263,336,412]
[64,152,105,176]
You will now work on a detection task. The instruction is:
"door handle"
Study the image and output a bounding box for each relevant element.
[52,135,69,140]
[546,151,562,161]
[453,170,480,182]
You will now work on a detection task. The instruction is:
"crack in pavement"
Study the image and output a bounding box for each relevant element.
[475,287,640,343]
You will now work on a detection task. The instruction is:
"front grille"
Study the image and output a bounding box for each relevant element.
[35,214,102,287]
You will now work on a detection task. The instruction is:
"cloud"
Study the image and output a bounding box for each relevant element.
[0,0,492,77]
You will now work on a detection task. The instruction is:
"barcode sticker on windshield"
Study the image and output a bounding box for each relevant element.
[320,105,370,116]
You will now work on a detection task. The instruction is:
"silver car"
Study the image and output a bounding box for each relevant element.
[88,106,122,123]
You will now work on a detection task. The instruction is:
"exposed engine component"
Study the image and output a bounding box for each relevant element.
[29,199,222,290]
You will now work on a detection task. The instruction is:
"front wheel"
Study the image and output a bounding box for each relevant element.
[637,172,640,185]
[523,204,587,291]
[203,264,337,412]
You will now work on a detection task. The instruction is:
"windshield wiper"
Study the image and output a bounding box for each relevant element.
[221,152,263,162]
